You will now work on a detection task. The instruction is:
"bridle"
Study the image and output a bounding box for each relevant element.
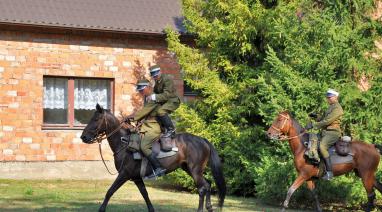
[270,113,305,140]
[89,114,123,144]
[87,113,126,175]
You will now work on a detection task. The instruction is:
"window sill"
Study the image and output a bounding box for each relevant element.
[42,125,86,130]
[183,92,198,96]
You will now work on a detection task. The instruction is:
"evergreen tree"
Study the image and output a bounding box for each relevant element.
[166,0,382,205]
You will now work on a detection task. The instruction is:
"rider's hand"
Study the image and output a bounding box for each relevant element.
[124,115,134,123]
[305,122,313,130]
[308,112,318,119]
[145,94,156,102]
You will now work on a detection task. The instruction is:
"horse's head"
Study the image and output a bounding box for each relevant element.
[267,111,293,140]
[81,103,111,144]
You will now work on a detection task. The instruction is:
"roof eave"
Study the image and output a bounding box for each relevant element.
[0,22,192,38]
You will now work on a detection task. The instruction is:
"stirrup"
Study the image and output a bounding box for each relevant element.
[322,171,333,181]
[144,168,166,180]
[162,129,175,138]
[121,136,129,143]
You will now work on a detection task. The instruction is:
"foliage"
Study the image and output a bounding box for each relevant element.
[166,0,382,206]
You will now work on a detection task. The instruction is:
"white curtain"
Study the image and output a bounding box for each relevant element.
[43,78,67,109]
[74,79,110,110]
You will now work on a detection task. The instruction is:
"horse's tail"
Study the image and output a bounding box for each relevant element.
[205,139,226,208]
[375,144,382,155]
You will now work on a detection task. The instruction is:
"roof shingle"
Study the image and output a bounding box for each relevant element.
[0,0,186,34]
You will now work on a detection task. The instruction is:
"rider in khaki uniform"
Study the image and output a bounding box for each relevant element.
[128,79,166,179]
[145,64,180,138]
[306,89,343,180]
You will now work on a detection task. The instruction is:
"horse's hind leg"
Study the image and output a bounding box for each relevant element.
[99,171,129,212]
[204,179,213,212]
[282,175,306,212]
[189,166,210,212]
[182,165,211,211]
[361,172,376,212]
[373,179,382,194]
[306,180,322,212]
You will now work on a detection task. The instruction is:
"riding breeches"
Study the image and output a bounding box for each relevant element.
[319,130,341,158]
[140,131,160,157]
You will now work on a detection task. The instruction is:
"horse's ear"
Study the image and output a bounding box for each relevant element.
[281,110,289,114]
[96,103,104,113]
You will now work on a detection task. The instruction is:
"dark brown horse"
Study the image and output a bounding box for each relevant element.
[267,111,382,212]
[80,104,225,212]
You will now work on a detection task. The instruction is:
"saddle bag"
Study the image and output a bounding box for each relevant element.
[335,136,351,156]
[160,136,173,152]
[126,133,141,152]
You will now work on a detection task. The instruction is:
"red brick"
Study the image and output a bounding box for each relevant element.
[0,30,186,162]
[17,91,27,96]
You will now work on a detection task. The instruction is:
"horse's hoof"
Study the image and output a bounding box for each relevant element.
[363,203,375,212]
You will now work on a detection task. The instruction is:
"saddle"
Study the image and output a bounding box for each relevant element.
[121,132,178,178]
[121,132,178,160]
[304,134,353,165]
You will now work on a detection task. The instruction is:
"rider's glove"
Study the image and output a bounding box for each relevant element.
[305,122,313,130]
[308,112,318,119]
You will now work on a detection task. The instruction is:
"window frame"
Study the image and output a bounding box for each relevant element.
[42,76,114,130]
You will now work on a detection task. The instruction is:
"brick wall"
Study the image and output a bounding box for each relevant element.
[0,30,183,162]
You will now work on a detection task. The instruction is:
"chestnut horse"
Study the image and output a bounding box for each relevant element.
[267,111,382,212]
[80,104,226,212]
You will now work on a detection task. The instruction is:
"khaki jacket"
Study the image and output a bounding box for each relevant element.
[133,102,160,133]
[313,101,343,132]
[154,74,179,103]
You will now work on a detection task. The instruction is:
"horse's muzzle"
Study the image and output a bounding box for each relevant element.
[81,135,93,143]
[267,132,280,140]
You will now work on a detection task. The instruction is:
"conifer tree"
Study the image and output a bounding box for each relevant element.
[167,0,382,203]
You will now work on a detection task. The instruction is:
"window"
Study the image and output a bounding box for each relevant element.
[183,81,198,96]
[43,77,114,129]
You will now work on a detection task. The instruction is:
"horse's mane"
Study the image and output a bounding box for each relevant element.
[285,111,304,134]
[282,111,308,143]
[112,110,136,132]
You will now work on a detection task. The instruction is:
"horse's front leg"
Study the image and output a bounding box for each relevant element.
[306,180,322,212]
[282,175,306,212]
[134,179,155,212]
[99,171,129,212]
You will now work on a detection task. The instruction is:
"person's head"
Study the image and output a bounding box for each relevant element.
[326,89,339,104]
[136,79,151,96]
[149,65,161,80]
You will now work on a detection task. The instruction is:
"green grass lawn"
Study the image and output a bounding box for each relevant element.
[0,179,311,212]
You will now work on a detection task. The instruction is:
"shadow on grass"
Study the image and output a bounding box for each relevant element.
[0,201,198,212]
[0,196,267,212]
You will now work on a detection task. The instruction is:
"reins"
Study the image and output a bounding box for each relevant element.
[278,131,306,141]
[92,115,126,175]
[271,113,306,141]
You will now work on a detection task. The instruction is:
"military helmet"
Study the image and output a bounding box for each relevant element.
[136,79,150,91]
[149,65,161,77]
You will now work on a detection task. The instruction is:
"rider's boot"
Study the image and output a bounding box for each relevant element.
[145,153,167,179]
[322,157,333,180]
[158,114,175,138]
